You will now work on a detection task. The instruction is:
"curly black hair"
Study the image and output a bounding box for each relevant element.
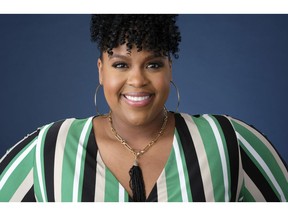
[90,14,181,58]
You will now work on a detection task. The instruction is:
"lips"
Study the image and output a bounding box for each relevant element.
[122,93,153,107]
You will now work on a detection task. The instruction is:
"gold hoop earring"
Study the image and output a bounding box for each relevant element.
[94,84,103,116]
[170,80,180,113]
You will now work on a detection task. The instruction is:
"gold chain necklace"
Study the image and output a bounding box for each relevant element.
[108,107,168,164]
[108,107,168,201]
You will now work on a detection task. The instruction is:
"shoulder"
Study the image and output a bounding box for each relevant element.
[37,116,95,145]
[175,112,258,134]
[174,112,265,151]
[175,112,236,132]
[38,116,94,132]
[174,113,239,150]
[175,112,272,145]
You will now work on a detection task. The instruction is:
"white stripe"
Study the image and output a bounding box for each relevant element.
[0,139,37,190]
[10,168,34,202]
[237,132,286,201]
[181,113,215,201]
[157,170,168,202]
[36,124,52,202]
[173,135,189,202]
[72,117,93,202]
[118,183,125,202]
[95,152,106,201]
[54,118,75,202]
[203,115,229,202]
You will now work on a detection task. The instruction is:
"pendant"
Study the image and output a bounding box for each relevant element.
[129,159,146,202]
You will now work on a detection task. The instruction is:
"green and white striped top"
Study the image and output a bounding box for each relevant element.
[0,113,287,202]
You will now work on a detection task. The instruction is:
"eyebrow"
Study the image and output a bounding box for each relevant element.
[108,53,167,61]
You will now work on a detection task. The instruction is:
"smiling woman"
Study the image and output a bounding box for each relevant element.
[95,44,173,201]
[0,14,287,202]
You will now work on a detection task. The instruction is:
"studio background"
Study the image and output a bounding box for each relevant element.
[0,14,287,163]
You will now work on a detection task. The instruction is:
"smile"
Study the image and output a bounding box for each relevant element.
[123,93,153,107]
[125,95,150,102]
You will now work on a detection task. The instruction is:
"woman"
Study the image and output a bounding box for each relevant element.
[0,14,287,202]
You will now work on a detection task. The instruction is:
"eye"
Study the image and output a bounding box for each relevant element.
[146,62,163,69]
[112,62,128,69]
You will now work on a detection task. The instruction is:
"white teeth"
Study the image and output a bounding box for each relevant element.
[125,95,150,102]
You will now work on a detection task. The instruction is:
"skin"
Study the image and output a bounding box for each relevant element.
[93,44,175,199]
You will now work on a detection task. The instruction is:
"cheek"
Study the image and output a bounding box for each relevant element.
[154,77,170,98]
[102,74,124,103]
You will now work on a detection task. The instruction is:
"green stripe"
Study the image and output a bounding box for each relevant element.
[104,167,119,202]
[61,119,85,201]
[34,124,52,202]
[232,119,288,200]
[193,115,225,201]
[0,140,36,201]
[210,115,232,200]
[240,186,256,202]
[165,131,182,202]
[76,120,93,201]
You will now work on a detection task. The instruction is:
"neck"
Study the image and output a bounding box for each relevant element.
[108,109,168,151]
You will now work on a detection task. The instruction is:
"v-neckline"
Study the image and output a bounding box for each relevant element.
[91,114,178,202]
[95,132,176,202]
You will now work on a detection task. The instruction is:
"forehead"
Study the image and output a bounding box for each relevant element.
[102,44,167,60]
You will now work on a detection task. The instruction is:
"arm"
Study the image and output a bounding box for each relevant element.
[229,117,288,201]
[0,130,39,201]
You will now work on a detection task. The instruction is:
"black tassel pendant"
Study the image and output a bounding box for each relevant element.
[129,161,146,202]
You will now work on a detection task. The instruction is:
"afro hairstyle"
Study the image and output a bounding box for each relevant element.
[90,14,181,58]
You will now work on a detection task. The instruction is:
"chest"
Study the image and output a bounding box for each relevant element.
[34,134,239,202]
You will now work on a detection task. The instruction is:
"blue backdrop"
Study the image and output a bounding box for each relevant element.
[0,14,287,163]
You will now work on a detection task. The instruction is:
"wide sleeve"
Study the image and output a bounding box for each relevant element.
[0,129,39,202]
[228,117,288,202]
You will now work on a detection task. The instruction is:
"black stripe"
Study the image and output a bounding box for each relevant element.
[233,117,288,170]
[43,120,65,202]
[175,113,206,201]
[81,127,98,201]
[21,185,36,202]
[0,129,39,175]
[240,147,280,201]
[214,115,239,202]
[146,184,158,202]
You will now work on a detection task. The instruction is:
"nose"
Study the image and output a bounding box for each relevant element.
[126,67,149,88]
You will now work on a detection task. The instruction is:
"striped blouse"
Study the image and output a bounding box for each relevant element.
[0,113,287,202]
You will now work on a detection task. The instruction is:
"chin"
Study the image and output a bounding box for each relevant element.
[126,114,149,126]
[122,109,152,125]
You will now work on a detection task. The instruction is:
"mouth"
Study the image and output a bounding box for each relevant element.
[122,93,154,107]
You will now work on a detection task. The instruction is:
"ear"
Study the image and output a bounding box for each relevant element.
[97,58,103,85]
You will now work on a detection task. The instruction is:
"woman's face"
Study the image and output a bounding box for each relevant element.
[98,44,172,127]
